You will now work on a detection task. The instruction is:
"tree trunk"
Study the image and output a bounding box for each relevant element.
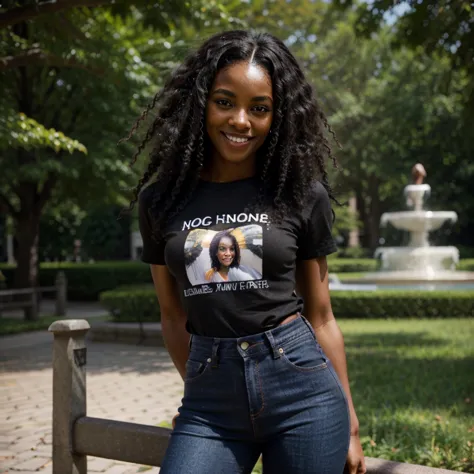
[13,212,40,290]
[367,176,382,251]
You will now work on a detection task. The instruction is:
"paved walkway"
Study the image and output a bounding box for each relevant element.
[0,320,183,473]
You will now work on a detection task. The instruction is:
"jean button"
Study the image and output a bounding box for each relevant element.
[240,341,249,350]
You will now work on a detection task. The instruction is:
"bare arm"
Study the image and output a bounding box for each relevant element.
[296,256,359,435]
[150,264,189,380]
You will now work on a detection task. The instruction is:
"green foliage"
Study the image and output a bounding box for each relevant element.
[458,260,474,271]
[332,290,474,318]
[100,287,160,322]
[331,248,372,259]
[328,258,379,273]
[0,110,87,154]
[98,285,474,322]
[332,0,474,83]
[0,314,110,336]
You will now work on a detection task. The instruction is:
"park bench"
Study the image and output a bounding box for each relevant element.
[48,320,465,474]
[0,271,67,320]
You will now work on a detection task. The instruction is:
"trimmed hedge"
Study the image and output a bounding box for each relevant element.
[0,261,152,300]
[1,258,473,301]
[99,286,474,322]
[330,290,474,318]
[327,258,378,273]
[100,286,159,322]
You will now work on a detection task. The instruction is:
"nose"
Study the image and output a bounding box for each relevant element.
[229,108,250,130]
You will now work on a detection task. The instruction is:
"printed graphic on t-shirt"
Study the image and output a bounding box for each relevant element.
[184,225,263,287]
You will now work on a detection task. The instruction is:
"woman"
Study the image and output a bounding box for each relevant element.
[133,30,366,473]
[205,230,256,282]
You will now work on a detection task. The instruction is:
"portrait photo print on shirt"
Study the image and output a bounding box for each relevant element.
[184,224,263,287]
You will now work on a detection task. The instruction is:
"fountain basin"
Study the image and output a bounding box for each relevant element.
[380,211,457,233]
[374,246,459,273]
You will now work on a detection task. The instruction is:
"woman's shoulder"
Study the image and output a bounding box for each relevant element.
[138,180,162,211]
[300,180,331,214]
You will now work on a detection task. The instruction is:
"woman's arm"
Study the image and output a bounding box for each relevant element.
[150,264,189,380]
[296,256,365,473]
[296,256,359,434]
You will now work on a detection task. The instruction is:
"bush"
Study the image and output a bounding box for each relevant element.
[458,259,474,271]
[327,258,379,273]
[0,261,152,300]
[331,248,372,259]
[331,291,473,318]
[99,286,473,322]
[100,286,159,322]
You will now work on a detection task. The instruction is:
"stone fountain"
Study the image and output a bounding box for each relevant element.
[364,164,474,285]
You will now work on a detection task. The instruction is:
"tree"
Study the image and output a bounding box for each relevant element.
[332,0,474,115]
[0,1,236,290]
[296,16,472,249]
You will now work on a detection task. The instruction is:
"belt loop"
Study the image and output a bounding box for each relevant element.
[265,330,281,359]
[188,334,193,350]
[211,338,220,368]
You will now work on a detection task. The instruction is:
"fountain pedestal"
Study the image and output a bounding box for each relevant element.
[362,169,474,286]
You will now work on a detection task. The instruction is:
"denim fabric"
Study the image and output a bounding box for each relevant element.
[160,315,350,474]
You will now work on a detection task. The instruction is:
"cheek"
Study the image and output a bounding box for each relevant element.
[206,104,226,129]
[255,116,273,139]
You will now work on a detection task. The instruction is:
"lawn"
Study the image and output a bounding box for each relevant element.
[155,318,473,473]
[338,318,474,472]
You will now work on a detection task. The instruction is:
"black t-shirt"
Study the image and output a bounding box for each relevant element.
[139,177,337,337]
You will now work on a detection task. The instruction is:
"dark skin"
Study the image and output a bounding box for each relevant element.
[150,60,366,474]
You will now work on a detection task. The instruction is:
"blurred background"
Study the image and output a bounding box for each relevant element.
[1,0,473,287]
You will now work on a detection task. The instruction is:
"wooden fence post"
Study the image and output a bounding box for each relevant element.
[49,319,89,474]
[55,271,67,316]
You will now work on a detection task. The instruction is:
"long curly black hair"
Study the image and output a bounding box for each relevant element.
[209,231,241,270]
[127,30,338,237]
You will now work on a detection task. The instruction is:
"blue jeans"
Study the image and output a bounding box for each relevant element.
[160,315,350,473]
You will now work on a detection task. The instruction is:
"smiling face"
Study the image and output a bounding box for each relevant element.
[216,236,235,268]
[205,61,273,173]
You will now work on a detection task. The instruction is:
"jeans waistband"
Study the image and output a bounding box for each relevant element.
[189,315,316,365]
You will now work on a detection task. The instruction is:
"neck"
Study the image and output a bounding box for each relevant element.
[201,154,256,183]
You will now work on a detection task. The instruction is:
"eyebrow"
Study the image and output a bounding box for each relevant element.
[212,88,273,102]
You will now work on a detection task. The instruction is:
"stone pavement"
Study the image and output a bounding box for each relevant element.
[0,328,183,473]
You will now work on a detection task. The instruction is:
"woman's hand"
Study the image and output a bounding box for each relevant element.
[344,434,366,474]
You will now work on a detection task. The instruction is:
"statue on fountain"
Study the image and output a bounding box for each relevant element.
[411,163,427,185]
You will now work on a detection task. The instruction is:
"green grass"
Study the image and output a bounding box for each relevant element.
[157,319,473,472]
[0,314,110,335]
[339,318,474,472]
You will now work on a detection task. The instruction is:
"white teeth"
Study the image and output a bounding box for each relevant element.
[225,134,249,143]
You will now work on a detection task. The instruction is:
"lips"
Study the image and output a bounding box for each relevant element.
[221,132,254,146]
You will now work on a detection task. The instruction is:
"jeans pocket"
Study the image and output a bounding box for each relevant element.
[280,337,328,373]
[184,358,210,383]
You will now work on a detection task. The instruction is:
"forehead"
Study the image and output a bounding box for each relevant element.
[212,61,272,96]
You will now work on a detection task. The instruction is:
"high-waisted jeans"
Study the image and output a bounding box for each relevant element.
[160,315,350,474]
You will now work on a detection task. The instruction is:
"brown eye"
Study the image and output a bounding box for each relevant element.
[253,105,270,114]
[215,99,232,108]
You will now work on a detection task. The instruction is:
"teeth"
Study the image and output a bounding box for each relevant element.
[225,134,249,143]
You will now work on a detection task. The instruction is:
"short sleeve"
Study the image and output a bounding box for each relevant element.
[297,181,338,260]
[138,186,166,265]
